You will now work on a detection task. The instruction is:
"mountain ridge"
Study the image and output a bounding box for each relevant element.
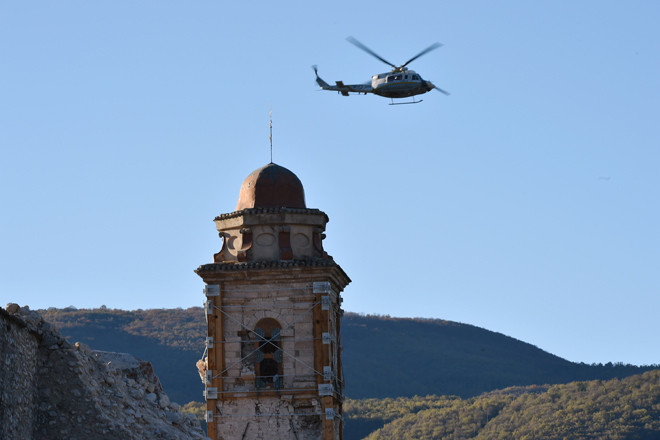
[39,307,656,405]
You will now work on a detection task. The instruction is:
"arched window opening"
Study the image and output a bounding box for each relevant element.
[254,318,283,390]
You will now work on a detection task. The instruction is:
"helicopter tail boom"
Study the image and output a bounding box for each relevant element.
[313,65,373,96]
[316,77,332,89]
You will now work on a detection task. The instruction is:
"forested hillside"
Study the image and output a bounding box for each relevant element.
[40,307,657,407]
[349,370,660,440]
[341,313,654,399]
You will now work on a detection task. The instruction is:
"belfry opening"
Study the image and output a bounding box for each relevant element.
[196,162,350,440]
[254,317,283,388]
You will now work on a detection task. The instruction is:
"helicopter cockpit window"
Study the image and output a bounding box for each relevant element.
[404,75,408,79]
[378,73,387,79]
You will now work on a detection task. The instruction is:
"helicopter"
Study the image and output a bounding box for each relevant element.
[313,36,450,105]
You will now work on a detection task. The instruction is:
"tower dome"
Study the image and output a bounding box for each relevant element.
[235,163,306,211]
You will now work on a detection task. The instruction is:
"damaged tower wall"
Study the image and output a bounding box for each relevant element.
[197,275,345,440]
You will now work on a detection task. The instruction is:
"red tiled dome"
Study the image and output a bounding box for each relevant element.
[235,163,306,211]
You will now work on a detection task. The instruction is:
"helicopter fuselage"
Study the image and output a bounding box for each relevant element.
[370,70,434,98]
[313,69,436,99]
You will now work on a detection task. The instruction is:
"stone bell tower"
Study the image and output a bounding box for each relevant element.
[196,163,350,440]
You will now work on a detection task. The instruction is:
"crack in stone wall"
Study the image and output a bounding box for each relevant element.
[214,397,322,440]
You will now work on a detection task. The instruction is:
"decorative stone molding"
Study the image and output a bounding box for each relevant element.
[314,228,329,259]
[213,234,229,263]
[237,228,253,262]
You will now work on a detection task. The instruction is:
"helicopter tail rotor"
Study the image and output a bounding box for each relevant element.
[311,65,331,89]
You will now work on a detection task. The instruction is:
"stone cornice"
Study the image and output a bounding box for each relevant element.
[214,207,329,223]
[195,259,351,291]
[197,258,337,271]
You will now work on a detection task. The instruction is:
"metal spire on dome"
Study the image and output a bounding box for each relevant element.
[269,106,273,164]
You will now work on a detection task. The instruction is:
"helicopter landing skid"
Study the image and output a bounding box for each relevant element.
[390,98,423,105]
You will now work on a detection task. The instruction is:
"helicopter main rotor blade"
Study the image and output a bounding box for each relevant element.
[434,86,451,96]
[346,36,396,69]
[401,42,443,68]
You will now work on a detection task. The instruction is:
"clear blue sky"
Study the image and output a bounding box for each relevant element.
[1,1,658,366]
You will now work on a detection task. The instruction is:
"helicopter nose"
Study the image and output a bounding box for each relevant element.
[424,81,435,92]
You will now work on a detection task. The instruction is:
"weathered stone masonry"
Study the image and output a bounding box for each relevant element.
[0,306,39,440]
[1,305,207,440]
